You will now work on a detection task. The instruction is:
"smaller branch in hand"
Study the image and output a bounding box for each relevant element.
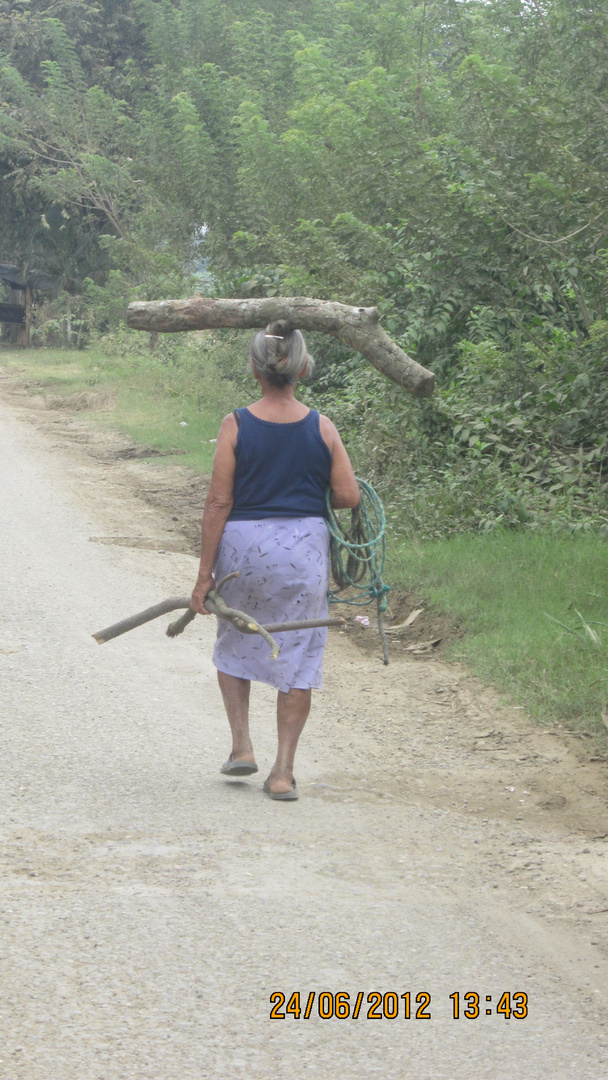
[203,573,281,659]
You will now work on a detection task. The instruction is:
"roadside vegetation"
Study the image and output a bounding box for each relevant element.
[388,531,608,736]
[1,337,236,472]
[1,0,606,737]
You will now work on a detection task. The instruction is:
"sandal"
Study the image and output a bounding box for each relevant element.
[220,755,258,776]
[263,778,299,801]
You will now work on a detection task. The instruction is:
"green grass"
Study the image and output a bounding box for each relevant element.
[388,530,608,735]
[0,344,233,473]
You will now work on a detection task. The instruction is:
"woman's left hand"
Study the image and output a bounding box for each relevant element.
[191,573,215,615]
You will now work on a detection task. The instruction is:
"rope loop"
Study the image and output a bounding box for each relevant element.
[325,478,390,663]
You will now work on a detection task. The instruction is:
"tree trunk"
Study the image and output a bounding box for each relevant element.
[126,296,435,396]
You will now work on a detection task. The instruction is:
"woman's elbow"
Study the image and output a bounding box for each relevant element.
[204,492,233,516]
[330,483,360,510]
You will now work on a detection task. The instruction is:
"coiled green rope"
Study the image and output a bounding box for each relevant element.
[325,478,390,665]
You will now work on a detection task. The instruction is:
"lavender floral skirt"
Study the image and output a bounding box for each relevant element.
[212,517,330,692]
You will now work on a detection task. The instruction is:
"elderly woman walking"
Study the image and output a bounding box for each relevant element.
[189,321,360,800]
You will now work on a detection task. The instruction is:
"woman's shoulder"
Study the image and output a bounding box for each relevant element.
[317,413,338,451]
[318,413,337,436]
[217,411,239,446]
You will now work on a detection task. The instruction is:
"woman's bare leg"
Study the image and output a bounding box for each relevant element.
[217,671,256,763]
[266,687,311,794]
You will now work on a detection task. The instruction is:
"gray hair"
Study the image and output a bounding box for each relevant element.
[250,320,314,387]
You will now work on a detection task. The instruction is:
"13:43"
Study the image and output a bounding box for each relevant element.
[449,991,528,1019]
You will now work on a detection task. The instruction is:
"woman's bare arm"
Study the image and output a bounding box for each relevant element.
[319,415,360,509]
[191,414,237,614]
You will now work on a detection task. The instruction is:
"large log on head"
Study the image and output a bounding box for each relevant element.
[126,296,435,397]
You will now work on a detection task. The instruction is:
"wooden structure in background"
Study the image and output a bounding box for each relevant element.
[0,291,31,345]
[0,261,47,347]
[0,302,27,326]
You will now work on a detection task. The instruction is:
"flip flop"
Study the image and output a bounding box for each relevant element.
[263,778,299,801]
[220,756,258,776]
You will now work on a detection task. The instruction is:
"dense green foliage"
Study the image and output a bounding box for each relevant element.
[1,0,607,533]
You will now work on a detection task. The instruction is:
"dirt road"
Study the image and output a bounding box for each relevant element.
[1,380,608,1079]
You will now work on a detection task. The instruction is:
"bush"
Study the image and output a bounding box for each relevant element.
[302,332,608,540]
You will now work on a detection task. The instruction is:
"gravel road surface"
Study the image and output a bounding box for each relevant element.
[1,394,608,1079]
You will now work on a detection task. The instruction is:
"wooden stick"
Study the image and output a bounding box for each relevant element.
[263,618,344,633]
[166,609,344,640]
[165,607,196,638]
[202,588,281,658]
[92,597,192,643]
[93,593,345,650]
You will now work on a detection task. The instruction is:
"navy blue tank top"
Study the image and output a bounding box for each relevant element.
[228,407,332,520]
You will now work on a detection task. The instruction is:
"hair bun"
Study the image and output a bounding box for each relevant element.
[250,322,314,387]
[266,319,291,341]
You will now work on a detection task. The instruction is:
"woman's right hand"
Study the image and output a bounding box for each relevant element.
[190,573,215,615]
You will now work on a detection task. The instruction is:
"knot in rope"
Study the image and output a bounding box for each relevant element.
[370,581,391,610]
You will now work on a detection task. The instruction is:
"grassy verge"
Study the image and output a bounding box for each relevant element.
[388,530,608,736]
[0,340,236,473]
